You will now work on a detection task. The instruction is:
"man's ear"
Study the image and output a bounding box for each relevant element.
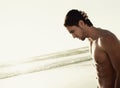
[78,20,85,27]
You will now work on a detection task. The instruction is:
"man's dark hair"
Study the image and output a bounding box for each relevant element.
[64,9,93,27]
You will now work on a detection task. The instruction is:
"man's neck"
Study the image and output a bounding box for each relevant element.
[86,26,101,41]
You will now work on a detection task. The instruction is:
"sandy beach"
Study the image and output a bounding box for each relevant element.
[0,60,97,88]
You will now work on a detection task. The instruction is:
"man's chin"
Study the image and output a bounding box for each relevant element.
[77,37,85,41]
[80,38,85,41]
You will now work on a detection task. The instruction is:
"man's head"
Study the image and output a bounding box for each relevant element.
[64,9,93,27]
[64,9,93,40]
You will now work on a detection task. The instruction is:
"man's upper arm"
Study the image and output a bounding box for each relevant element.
[101,34,120,71]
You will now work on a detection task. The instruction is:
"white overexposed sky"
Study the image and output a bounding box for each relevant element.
[0,0,120,62]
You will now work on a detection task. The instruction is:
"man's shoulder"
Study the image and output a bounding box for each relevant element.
[99,29,117,41]
[99,30,120,49]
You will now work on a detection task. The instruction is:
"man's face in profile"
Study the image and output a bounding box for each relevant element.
[66,25,86,41]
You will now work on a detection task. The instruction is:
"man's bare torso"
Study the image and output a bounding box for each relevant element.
[90,29,117,88]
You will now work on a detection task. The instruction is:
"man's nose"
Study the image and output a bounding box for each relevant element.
[72,34,76,38]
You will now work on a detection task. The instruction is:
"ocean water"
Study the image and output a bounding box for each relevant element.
[0,46,91,79]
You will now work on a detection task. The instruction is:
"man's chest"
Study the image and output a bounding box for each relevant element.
[90,41,109,64]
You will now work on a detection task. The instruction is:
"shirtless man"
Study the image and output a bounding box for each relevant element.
[63,9,120,88]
